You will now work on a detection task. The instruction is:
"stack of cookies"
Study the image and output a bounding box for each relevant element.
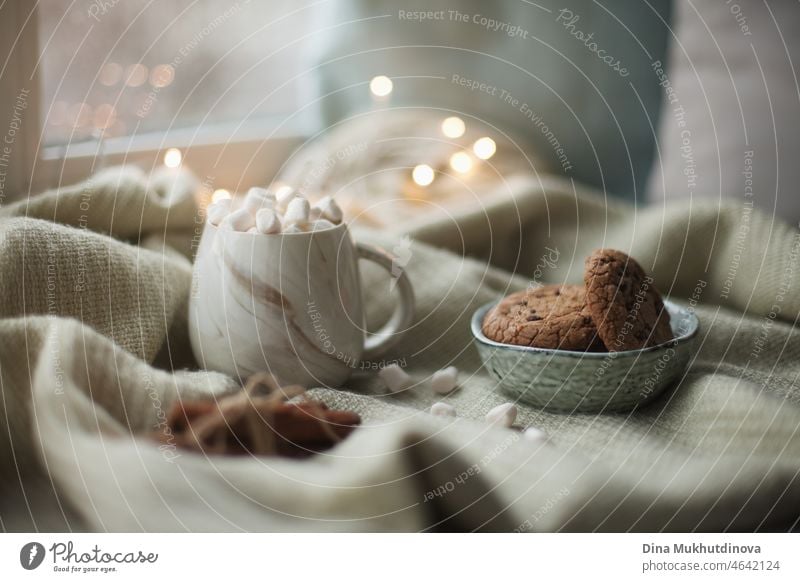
[482,249,673,352]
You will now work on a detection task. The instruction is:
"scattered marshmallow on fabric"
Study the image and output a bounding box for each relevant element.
[523,427,547,442]
[255,208,282,234]
[378,363,411,393]
[430,366,458,394]
[206,199,231,226]
[486,403,517,427]
[315,195,343,224]
[430,402,456,417]
[220,207,256,232]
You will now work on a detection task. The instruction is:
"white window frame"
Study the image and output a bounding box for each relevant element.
[1,1,309,200]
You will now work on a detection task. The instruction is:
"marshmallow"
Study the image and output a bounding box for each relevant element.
[220,207,256,232]
[430,366,458,395]
[244,187,276,213]
[283,197,311,228]
[276,188,298,212]
[255,208,282,234]
[379,363,411,393]
[246,227,258,234]
[206,200,231,226]
[309,206,323,221]
[485,403,517,427]
[315,196,343,224]
[283,224,307,234]
[430,402,456,417]
[523,426,547,442]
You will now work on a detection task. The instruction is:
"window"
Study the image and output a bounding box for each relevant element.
[2,0,318,198]
[38,0,317,144]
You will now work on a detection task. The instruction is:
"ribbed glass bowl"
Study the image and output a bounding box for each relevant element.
[471,300,699,413]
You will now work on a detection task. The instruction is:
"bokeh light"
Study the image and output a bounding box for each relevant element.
[124,64,148,87]
[449,151,473,174]
[212,189,232,203]
[473,137,497,160]
[369,75,393,97]
[441,116,466,138]
[150,64,175,88]
[99,63,123,86]
[163,148,182,168]
[412,164,435,186]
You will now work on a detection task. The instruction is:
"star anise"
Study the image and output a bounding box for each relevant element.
[150,374,361,458]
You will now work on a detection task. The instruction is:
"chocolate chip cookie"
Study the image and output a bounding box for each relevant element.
[583,249,673,351]
[482,285,604,351]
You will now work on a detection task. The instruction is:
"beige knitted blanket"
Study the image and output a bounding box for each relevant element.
[1,165,798,532]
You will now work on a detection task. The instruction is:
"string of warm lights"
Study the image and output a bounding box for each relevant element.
[163,75,499,201]
[418,117,496,186]
[367,76,498,188]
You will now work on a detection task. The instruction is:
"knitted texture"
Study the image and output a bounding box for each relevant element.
[0,163,798,532]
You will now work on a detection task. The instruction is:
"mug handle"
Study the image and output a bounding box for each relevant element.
[356,243,415,360]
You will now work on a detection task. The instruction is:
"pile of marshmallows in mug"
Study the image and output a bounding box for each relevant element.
[206,187,344,234]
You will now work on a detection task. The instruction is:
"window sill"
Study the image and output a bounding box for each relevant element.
[32,116,311,194]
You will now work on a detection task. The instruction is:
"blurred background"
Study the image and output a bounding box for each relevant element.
[37,0,668,200]
[38,0,315,144]
[7,0,800,222]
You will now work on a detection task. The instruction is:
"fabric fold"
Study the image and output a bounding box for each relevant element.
[0,164,797,532]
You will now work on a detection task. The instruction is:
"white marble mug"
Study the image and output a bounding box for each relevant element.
[189,220,414,388]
